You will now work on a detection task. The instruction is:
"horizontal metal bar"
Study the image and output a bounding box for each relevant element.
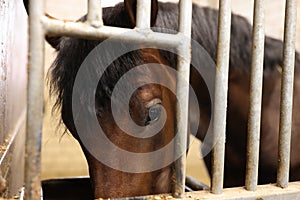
[136,0,151,29]
[96,182,300,200]
[187,182,300,200]
[211,0,231,195]
[42,16,182,48]
[245,0,265,191]
[172,0,193,198]
[277,0,297,188]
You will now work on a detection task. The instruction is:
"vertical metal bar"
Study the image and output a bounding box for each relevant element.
[25,0,45,199]
[173,0,192,198]
[277,0,297,188]
[87,0,103,27]
[245,0,265,191]
[211,0,231,195]
[136,0,151,29]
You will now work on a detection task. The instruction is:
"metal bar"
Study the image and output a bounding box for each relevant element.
[25,0,45,199]
[245,0,265,191]
[277,0,297,188]
[172,0,193,198]
[42,16,182,48]
[178,0,193,35]
[87,0,103,27]
[96,181,300,200]
[136,0,151,29]
[211,0,231,195]
[184,182,300,200]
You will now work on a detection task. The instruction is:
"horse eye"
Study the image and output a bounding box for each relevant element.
[146,104,162,125]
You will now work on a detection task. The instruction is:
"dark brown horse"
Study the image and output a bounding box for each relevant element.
[26,0,300,198]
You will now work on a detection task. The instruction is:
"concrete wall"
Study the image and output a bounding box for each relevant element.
[0,0,28,197]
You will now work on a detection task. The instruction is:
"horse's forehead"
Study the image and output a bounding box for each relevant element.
[129,64,175,88]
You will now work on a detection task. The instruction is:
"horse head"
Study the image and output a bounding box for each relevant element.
[47,0,182,198]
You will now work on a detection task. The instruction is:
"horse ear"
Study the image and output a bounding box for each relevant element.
[124,0,158,27]
[46,36,62,51]
[23,0,29,14]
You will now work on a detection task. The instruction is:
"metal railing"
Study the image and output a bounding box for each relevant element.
[26,0,192,199]
[277,0,297,188]
[245,0,265,191]
[211,0,231,194]
[25,0,299,199]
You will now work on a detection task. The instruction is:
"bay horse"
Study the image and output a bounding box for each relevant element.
[26,0,300,198]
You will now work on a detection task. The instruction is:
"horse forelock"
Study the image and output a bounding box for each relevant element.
[49,36,169,121]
